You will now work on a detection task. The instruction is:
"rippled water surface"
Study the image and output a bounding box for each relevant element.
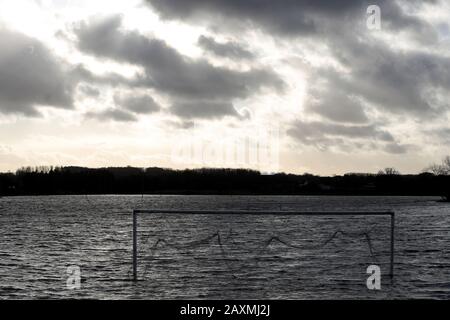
[0,195,449,299]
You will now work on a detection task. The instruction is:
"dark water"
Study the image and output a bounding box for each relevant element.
[0,195,448,299]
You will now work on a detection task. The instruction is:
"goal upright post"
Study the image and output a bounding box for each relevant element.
[133,209,137,282]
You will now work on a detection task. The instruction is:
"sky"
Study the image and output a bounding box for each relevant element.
[0,0,449,175]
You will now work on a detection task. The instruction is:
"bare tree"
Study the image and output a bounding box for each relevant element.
[378,167,401,175]
[425,156,450,175]
[443,156,450,173]
[426,164,447,175]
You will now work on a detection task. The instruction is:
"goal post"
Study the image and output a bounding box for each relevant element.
[131,209,395,282]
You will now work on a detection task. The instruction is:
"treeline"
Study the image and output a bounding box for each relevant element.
[0,165,449,199]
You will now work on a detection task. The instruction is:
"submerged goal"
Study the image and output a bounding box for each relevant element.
[131,210,395,282]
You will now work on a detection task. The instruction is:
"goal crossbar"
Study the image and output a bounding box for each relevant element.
[132,210,395,281]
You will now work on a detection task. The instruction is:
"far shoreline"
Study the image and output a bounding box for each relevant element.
[1,193,445,198]
[1,166,449,200]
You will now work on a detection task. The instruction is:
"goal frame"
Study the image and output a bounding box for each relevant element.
[132,209,395,281]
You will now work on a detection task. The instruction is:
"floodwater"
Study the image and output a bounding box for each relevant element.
[0,195,448,299]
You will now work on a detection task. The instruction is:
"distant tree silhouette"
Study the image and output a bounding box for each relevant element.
[0,165,449,198]
[425,156,450,176]
[424,156,450,201]
[378,168,401,176]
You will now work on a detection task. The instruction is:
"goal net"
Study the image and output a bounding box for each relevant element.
[132,210,394,298]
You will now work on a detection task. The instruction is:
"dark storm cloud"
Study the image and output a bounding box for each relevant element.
[145,0,446,125]
[306,90,369,124]
[114,94,161,114]
[146,0,436,37]
[71,63,134,88]
[0,28,75,116]
[148,0,316,35]
[85,108,137,122]
[380,0,439,43]
[324,39,450,117]
[75,16,284,106]
[384,143,410,154]
[287,120,395,150]
[170,100,237,119]
[198,35,255,60]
